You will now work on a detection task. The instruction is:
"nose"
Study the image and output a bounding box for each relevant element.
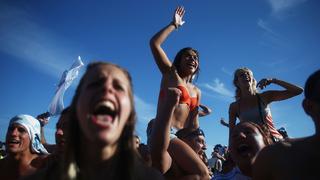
[238,132,246,139]
[9,127,19,136]
[102,79,115,94]
[202,143,207,150]
[55,128,64,136]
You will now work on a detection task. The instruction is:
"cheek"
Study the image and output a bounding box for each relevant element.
[252,134,266,151]
[76,92,91,122]
[118,95,132,126]
[22,134,31,147]
[123,98,132,117]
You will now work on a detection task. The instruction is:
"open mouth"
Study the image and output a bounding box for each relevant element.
[7,139,20,146]
[90,101,117,128]
[186,62,196,69]
[237,144,251,156]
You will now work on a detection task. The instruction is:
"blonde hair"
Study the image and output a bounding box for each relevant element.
[233,67,258,100]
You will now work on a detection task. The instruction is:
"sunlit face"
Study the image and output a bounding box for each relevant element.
[230,122,266,168]
[188,135,206,154]
[55,112,70,151]
[179,50,199,75]
[235,70,253,88]
[5,123,31,154]
[76,64,132,146]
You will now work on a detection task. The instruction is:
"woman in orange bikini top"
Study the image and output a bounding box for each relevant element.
[159,85,199,111]
[149,6,211,179]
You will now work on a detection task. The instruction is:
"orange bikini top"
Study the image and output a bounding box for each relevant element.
[159,85,199,110]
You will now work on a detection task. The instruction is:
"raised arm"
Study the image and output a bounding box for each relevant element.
[150,6,185,74]
[36,112,56,153]
[150,87,181,173]
[257,78,303,103]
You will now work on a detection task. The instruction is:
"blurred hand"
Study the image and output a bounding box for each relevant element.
[36,112,50,127]
[165,87,181,108]
[257,78,273,90]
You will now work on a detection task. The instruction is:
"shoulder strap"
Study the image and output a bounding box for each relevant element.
[257,94,266,124]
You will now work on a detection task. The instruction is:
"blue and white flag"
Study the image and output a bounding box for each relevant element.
[48,56,84,116]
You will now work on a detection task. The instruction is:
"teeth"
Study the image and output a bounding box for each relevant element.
[95,100,115,111]
[9,140,19,144]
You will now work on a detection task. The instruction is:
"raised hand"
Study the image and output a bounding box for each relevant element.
[172,6,185,28]
[257,78,273,90]
[36,112,50,127]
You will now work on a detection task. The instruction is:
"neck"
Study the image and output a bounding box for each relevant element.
[8,150,36,164]
[79,139,118,169]
[240,88,256,98]
[77,139,119,179]
[179,72,193,83]
[239,166,252,177]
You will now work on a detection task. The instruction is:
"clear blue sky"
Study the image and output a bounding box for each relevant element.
[1,0,319,154]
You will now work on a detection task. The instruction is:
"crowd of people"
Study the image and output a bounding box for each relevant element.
[0,6,319,180]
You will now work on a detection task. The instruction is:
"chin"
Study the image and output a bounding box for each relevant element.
[95,133,118,145]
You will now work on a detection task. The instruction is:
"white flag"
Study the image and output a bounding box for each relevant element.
[48,56,84,116]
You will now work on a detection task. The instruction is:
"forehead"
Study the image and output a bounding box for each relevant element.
[192,134,205,141]
[236,69,250,76]
[183,50,197,56]
[9,123,27,130]
[56,114,69,127]
[232,122,258,134]
[85,64,130,84]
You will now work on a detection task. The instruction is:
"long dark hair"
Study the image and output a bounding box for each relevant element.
[173,47,200,82]
[62,62,137,180]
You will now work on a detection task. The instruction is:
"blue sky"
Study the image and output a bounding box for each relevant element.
[1,0,319,154]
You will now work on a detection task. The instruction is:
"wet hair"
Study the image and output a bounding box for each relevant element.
[173,47,200,82]
[304,69,320,103]
[62,62,137,180]
[233,67,258,100]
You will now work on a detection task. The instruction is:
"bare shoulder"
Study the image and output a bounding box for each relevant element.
[194,85,201,95]
[229,101,238,111]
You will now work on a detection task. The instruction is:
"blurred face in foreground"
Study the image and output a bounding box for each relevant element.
[230,122,266,174]
[55,112,70,151]
[76,64,132,146]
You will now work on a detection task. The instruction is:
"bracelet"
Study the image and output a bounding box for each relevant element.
[171,22,178,29]
[270,78,278,84]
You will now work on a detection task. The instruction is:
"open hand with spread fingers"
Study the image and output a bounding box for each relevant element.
[172,6,185,28]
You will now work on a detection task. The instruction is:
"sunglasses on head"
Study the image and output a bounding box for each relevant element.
[185,128,205,138]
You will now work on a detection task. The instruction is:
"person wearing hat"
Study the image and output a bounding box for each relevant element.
[0,114,48,180]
